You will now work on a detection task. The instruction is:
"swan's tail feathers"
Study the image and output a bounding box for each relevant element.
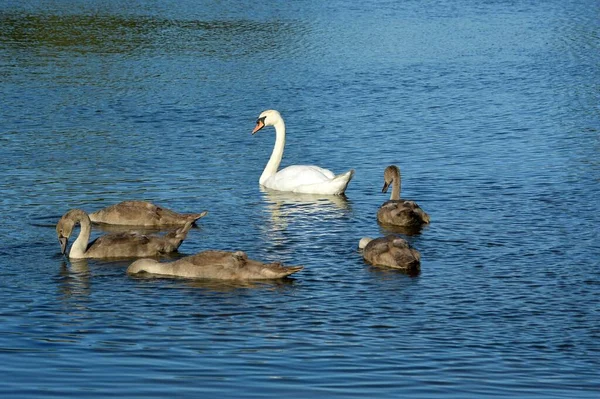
[186,210,208,224]
[163,221,194,249]
[419,209,431,224]
[332,169,355,195]
[176,220,194,239]
[263,264,304,279]
[285,265,304,275]
[283,266,304,277]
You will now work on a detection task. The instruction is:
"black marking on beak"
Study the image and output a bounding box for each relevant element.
[252,116,267,135]
[382,182,390,193]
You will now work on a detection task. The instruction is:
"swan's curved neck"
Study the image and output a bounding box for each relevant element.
[390,172,401,200]
[70,211,92,258]
[260,119,285,185]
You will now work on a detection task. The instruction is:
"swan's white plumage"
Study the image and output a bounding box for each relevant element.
[262,165,353,194]
[253,110,354,195]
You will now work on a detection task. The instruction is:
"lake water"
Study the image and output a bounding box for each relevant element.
[1,0,599,397]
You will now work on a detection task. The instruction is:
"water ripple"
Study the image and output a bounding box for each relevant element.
[1,0,599,398]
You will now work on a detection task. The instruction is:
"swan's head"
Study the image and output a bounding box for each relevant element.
[56,211,77,255]
[252,109,283,134]
[127,258,161,275]
[382,165,400,193]
[358,237,373,250]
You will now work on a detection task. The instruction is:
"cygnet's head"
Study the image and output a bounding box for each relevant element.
[382,165,400,193]
[358,237,373,250]
[252,109,283,134]
[56,210,82,254]
[127,258,161,275]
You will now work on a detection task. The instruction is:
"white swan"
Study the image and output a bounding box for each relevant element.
[252,110,354,195]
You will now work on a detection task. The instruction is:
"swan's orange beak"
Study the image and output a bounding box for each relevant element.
[252,118,265,135]
[252,116,265,134]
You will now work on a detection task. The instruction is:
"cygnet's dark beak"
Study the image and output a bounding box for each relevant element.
[382,181,390,193]
[59,236,68,255]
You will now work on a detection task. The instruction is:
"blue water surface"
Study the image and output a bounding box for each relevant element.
[0,1,598,398]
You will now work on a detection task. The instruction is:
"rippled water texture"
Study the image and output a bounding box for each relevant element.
[1,1,599,397]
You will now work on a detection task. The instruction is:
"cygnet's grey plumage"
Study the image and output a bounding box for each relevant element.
[89,200,207,227]
[56,209,193,259]
[377,165,430,228]
[127,250,303,280]
[359,235,421,273]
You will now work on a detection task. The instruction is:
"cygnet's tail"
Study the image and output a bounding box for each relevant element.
[417,208,431,224]
[262,264,304,279]
[185,210,208,225]
[163,221,194,250]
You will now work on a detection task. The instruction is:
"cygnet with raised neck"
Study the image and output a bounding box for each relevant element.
[377,165,430,228]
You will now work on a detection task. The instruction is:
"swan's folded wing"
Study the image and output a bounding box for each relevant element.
[275,165,335,182]
[90,201,161,225]
[266,165,339,191]
[89,233,151,249]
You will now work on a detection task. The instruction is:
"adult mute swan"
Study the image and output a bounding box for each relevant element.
[252,110,354,195]
[377,165,430,228]
[56,209,193,259]
[128,250,303,280]
[89,200,208,227]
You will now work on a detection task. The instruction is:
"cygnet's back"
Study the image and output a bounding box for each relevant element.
[128,250,303,280]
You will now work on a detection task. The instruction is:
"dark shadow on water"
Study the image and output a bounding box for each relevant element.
[367,263,421,278]
[0,12,308,59]
[186,276,299,293]
[51,252,66,260]
[377,221,428,237]
[128,272,300,293]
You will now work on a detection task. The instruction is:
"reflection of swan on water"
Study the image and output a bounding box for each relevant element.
[260,186,351,212]
[260,186,352,229]
[259,186,353,257]
[58,259,91,300]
